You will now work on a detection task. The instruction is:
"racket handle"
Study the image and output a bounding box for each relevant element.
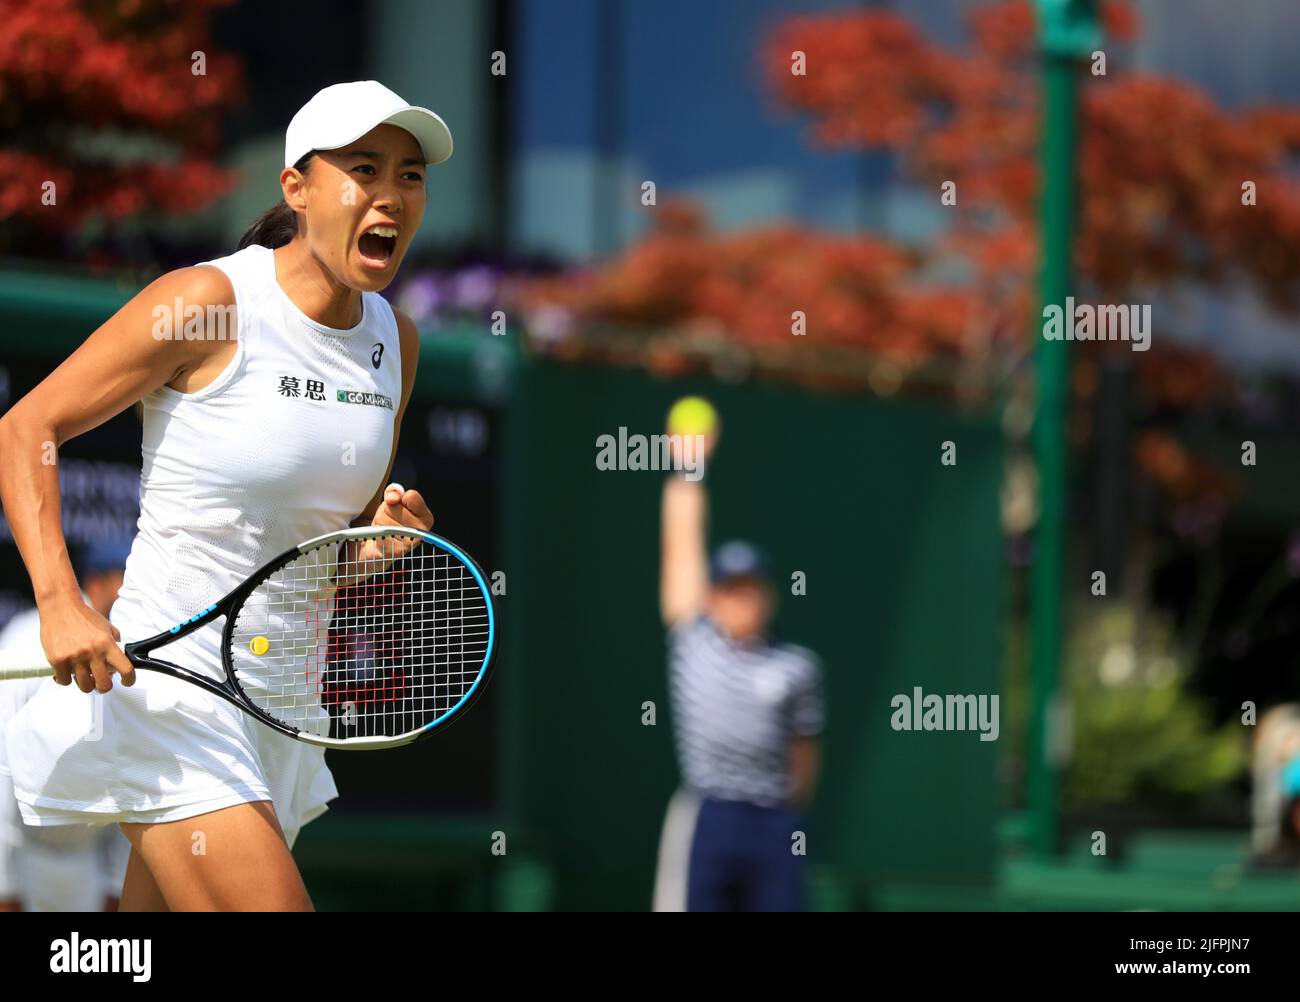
[0,649,55,681]
[0,642,130,680]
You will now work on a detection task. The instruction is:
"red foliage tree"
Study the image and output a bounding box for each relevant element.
[765,1,1300,308]
[0,0,243,260]
[515,0,1300,419]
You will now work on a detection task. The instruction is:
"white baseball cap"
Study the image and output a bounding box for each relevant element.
[284,80,454,169]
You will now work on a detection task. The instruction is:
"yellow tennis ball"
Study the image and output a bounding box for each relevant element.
[249,636,270,657]
[667,396,718,437]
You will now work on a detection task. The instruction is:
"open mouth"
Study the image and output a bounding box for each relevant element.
[358,224,398,268]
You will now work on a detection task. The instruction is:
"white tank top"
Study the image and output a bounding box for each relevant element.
[113,243,402,651]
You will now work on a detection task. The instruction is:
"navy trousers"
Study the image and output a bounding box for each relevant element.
[686,797,805,912]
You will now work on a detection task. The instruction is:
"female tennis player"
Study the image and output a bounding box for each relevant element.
[0,81,451,911]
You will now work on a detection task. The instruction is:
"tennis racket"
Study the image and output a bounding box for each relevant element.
[0,525,496,750]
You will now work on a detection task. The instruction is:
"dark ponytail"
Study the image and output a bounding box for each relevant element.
[237,153,316,250]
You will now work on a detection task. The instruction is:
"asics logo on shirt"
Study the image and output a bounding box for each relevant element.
[371,343,384,369]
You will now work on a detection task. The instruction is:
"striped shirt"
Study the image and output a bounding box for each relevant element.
[667,615,823,807]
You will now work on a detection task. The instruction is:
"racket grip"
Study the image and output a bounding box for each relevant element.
[0,649,55,681]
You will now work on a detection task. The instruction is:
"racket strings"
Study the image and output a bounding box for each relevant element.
[227,531,490,742]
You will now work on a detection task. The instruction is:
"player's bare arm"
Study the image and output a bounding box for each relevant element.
[0,265,235,693]
[345,307,435,569]
[351,307,424,529]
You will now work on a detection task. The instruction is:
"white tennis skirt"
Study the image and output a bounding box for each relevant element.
[0,600,337,849]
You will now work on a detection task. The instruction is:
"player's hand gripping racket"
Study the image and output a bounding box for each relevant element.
[0,525,496,750]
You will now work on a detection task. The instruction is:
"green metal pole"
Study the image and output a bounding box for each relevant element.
[1028,0,1100,859]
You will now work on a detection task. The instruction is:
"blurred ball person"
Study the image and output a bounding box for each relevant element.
[1282,755,1300,849]
[1248,704,1300,868]
[653,419,824,911]
[0,539,133,911]
[1252,752,1300,870]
